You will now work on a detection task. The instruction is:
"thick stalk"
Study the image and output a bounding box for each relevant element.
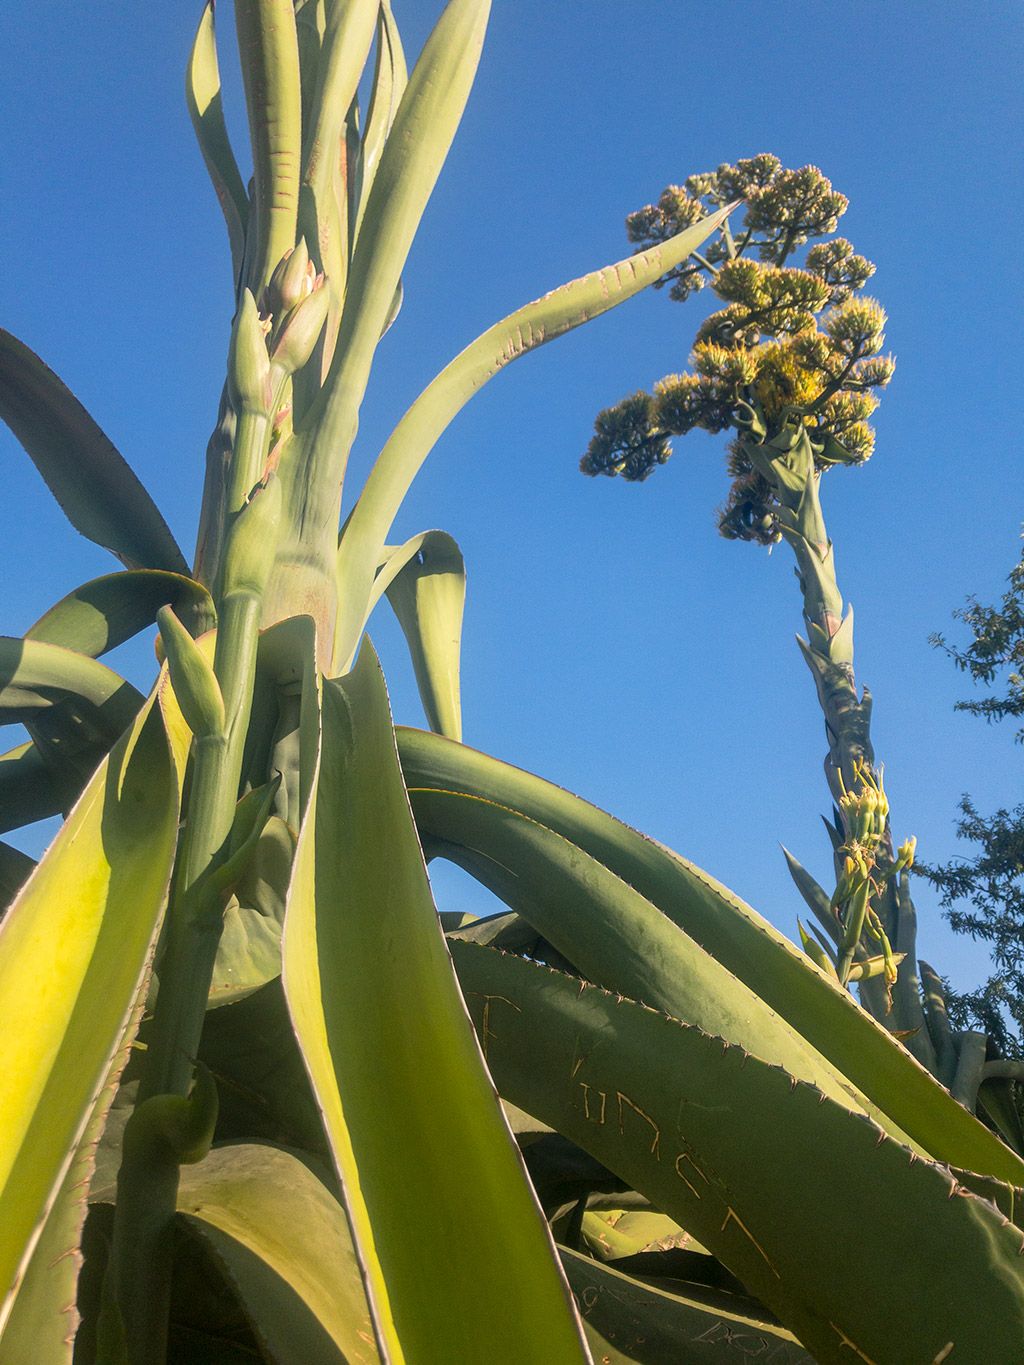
[112,449,280,1363]
[741,425,937,1071]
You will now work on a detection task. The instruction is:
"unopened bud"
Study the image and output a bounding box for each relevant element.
[221,474,282,598]
[227,289,272,412]
[895,836,917,872]
[156,606,225,739]
[266,238,313,316]
[270,278,330,378]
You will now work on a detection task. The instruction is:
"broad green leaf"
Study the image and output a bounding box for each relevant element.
[187,1,249,281]
[0,741,66,834]
[235,0,303,295]
[282,642,589,1362]
[0,329,187,574]
[373,531,464,740]
[0,674,190,1338]
[176,1144,378,1365]
[399,726,1024,1185]
[331,200,736,671]
[0,1005,145,1363]
[560,1247,811,1365]
[412,788,896,1127]
[452,942,1024,1363]
[26,572,215,660]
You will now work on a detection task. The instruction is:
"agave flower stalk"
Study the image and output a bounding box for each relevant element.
[578,158,958,1074]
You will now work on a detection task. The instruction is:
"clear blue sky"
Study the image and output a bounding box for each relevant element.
[1,2,1021,994]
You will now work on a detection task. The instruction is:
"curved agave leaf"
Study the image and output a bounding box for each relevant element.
[187,1,249,283]
[331,200,737,671]
[0,637,143,735]
[0,742,66,835]
[415,789,894,1127]
[372,530,464,740]
[399,726,1024,1185]
[26,571,215,660]
[282,642,589,1362]
[234,0,303,296]
[452,942,1024,1363]
[0,330,187,574]
[177,1143,378,1365]
[0,674,191,1342]
[560,1247,811,1365]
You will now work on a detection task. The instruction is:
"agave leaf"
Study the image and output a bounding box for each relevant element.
[452,942,1024,1363]
[300,0,491,531]
[353,1,408,241]
[297,0,378,292]
[414,788,896,1126]
[0,1004,146,1363]
[26,571,215,660]
[177,1143,379,1365]
[0,742,67,835]
[235,0,303,295]
[282,641,589,1362]
[0,673,191,1339]
[399,726,1024,1186]
[372,530,464,740]
[331,200,736,671]
[560,1247,812,1365]
[0,842,34,914]
[0,637,144,744]
[580,1209,693,1262]
[186,1,249,282]
[0,330,187,574]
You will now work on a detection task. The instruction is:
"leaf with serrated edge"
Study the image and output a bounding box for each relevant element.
[282,642,589,1362]
[453,942,1024,1363]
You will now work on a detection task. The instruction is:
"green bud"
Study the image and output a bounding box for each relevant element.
[221,474,283,598]
[848,951,906,983]
[270,277,330,378]
[227,289,272,412]
[156,605,225,739]
[266,237,312,316]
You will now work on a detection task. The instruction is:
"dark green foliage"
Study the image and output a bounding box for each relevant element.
[924,540,1024,1055]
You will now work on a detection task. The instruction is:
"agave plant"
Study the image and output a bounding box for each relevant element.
[1,6,1023,1364]
[576,159,1022,1126]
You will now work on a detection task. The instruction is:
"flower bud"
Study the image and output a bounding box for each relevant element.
[156,606,225,739]
[221,475,283,599]
[266,238,312,316]
[227,289,272,412]
[270,277,330,378]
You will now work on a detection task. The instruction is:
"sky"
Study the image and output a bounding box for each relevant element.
[0,1,1021,995]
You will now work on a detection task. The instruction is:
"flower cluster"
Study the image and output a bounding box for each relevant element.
[583,158,895,542]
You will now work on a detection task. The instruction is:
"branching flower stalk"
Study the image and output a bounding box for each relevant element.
[579,156,950,1072]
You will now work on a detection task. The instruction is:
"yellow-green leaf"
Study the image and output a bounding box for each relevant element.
[282,642,589,1362]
